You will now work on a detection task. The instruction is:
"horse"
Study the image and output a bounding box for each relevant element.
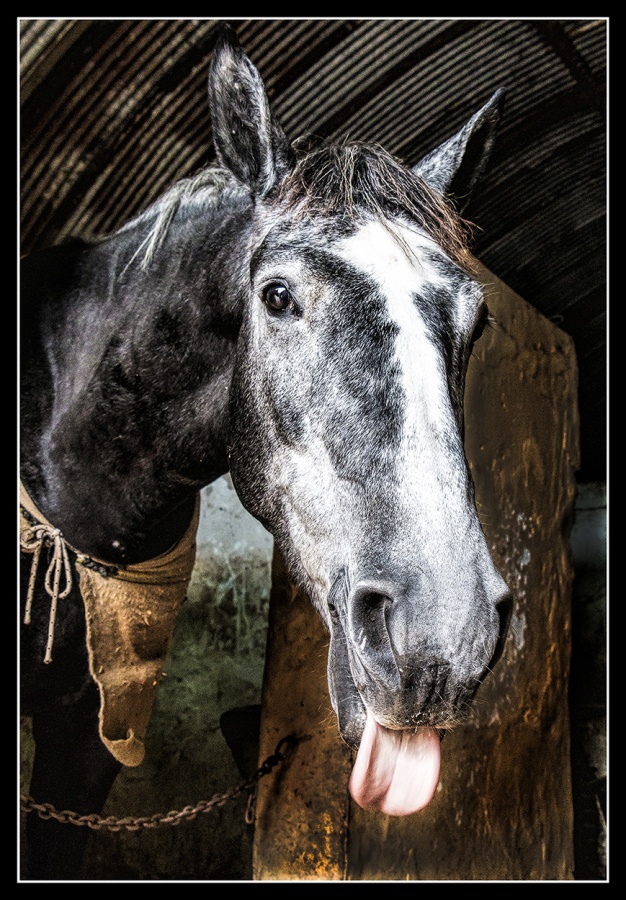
[20,25,512,880]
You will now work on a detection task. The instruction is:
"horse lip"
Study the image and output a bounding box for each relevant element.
[327,614,368,751]
[328,606,481,751]
[489,594,513,669]
[326,573,498,750]
[328,613,450,751]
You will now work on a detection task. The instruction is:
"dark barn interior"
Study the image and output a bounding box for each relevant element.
[19,18,607,881]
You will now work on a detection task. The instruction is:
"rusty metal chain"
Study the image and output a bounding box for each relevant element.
[21,735,300,832]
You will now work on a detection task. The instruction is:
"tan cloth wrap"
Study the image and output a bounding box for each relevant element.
[20,482,200,767]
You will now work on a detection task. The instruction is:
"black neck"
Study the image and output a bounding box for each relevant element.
[20,199,250,564]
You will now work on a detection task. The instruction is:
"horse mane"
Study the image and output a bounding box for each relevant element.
[118,139,474,273]
[277,139,475,270]
[116,165,238,270]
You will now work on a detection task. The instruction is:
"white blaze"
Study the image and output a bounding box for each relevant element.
[336,219,477,548]
[336,220,496,816]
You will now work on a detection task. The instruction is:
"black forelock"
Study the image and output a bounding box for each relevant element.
[276,139,473,270]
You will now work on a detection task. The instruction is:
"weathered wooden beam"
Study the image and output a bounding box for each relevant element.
[252,551,352,881]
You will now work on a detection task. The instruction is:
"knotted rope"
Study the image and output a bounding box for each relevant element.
[20,519,73,664]
[20,481,201,766]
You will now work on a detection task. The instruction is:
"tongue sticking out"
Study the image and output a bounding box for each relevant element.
[349,711,441,816]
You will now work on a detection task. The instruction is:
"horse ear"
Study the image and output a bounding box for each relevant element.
[208,25,294,198]
[413,89,505,211]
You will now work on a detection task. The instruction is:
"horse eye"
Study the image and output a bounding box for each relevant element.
[470,305,490,347]
[263,283,294,313]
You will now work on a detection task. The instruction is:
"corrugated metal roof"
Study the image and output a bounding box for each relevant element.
[18,17,607,481]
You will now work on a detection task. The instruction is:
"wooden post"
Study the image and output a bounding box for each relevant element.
[253,263,579,881]
[252,551,352,880]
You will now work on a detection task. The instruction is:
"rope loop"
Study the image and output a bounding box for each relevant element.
[20,519,73,663]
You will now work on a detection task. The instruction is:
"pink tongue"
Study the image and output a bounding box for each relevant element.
[349,711,441,816]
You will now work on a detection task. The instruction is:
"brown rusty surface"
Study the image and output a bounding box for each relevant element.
[254,263,579,881]
[252,551,352,881]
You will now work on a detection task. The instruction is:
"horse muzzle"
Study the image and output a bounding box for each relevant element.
[326,570,512,752]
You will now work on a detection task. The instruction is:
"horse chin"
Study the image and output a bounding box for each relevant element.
[327,617,457,749]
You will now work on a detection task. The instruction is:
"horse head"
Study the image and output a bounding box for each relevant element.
[210,26,511,815]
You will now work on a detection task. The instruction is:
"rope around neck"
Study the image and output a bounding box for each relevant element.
[20,519,73,664]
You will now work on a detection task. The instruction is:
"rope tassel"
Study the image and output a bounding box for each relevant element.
[20,522,73,663]
[19,480,200,765]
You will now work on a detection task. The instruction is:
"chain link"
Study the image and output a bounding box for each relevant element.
[21,734,301,831]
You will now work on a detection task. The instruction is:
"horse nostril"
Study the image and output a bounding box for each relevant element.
[490,594,513,669]
[355,589,394,631]
[351,581,397,611]
[362,591,393,611]
[327,568,348,622]
[348,580,399,658]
